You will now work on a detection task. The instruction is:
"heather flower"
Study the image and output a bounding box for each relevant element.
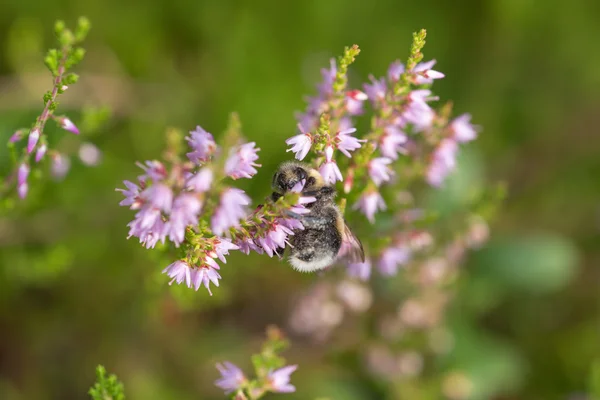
[186,167,213,193]
[258,222,295,257]
[17,183,28,199]
[403,90,436,131]
[317,59,336,96]
[143,183,173,213]
[335,127,364,157]
[137,160,167,182]
[450,113,479,142]
[210,238,239,263]
[379,125,408,159]
[286,127,312,161]
[78,142,102,166]
[57,117,80,134]
[364,76,387,103]
[9,130,23,143]
[378,246,411,276]
[211,188,251,235]
[17,163,29,199]
[347,258,372,281]
[413,59,445,85]
[35,143,47,162]
[116,180,141,208]
[368,157,393,186]
[225,142,261,179]
[319,161,343,185]
[266,365,297,393]
[236,237,264,255]
[50,153,70,180]
[186,125,217,163]
[319,146,343,184]
[27,128,40,153]
[345,89,368,115]
[354,191,386,223]
[18,164,29,187]
[190,257,222,295]
[388,60,405,81]
[166,194,202,245]
[163,260,192,287]
[427,139,458,187]
[215,362,247,394]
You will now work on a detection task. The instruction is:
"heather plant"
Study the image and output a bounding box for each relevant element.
[113,29,502,398]
[2,18,95,203]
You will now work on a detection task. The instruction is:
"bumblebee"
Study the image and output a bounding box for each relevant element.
[271,161,365,272]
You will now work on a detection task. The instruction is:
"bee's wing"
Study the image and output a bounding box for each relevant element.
[339,220,365,263]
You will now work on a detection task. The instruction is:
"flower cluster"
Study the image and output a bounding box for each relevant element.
[117,117,313,294]
[215,326,298,399]
[5,18,91,200]
[117,120,266,294]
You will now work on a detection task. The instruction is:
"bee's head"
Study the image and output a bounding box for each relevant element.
[272,161,324,194]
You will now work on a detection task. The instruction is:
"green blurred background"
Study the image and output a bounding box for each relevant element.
[1,0,599,399]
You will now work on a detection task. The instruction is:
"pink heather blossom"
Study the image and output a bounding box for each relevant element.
[388,60,405,81]
[137,160,168,182]
[142,183,173,213]
[17,163,29,199]
[286,127,312,161]
[9,130,23,143]
[427,139,458,187]
[186,167,213,193]
[17,183,28,199]
[57,117,80,134]
[215,362,247,394]
[368,157,393,186]
[345,90,367,115]
[363,75,387,103]
[450,113,479,142]
[18,163,29,187]
[236,237,264,255]
[166,194,202,245]
[186,125,217,163]
[413,59,445,85]
[319,161,343,185]
[319,146,342,184]
[211,188,250,235]
[163,260,192,287]
[347,259,372,281]
[209,238,239,263]
[258,222,295,257]
[35,143,47,162]
[190,257,222,295]
[78,142,102,166]
[317,59,336,96]
[354,191,386,223]
[403,90,436,132]
[50,153,70,180]
[27,128,40,153]
[335,127,365,157]
[267,365,297,393]
[225,142,261,179]
[378,246,411,276]
[379,125,408,160]
[116,180,141,208]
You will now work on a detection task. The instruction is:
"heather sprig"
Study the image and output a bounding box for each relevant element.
[88,365,125,400]
[215,326,298,399]
[4,18,91,201]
